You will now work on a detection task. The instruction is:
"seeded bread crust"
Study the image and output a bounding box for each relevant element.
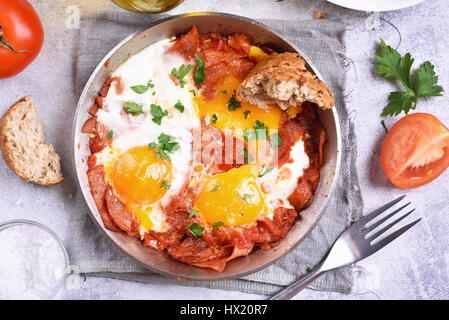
[237,52,335,110]
[0,95,64,185]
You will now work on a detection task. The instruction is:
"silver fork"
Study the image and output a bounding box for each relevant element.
[270,195,420,300]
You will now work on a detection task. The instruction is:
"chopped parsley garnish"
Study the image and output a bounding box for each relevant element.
[123,102,144,116]
[150,104,168,125]
[152,91,156,96]
[188,208,198,219]
[174,100,184,113]
[211,114,218,124]
[161,180,171,189]
[259,166,274,177]
[211,221,224,228]
[306,266,312,273]
[227,94,241,111]
[107,130,114,139]
[185,222,204,237]
[148,133,180,161]
[171,64,193,88]
[243,120,269,142]
[194,54,206,85]
[243,128,256,142]
[376,38,443,116]
[238,193,251,204]
[243,110,251,119]
[210,183,220,192]
[189,89,196,96]
[254,120,268,139]
[243,148,254,163]
[131,79,154,94]
[221,90,228,94]
[270,132,282,147]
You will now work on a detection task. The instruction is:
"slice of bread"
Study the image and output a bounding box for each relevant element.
[0,96,63,185]
[237,52,335,110]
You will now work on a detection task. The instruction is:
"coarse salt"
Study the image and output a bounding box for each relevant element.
[0,223,68,299]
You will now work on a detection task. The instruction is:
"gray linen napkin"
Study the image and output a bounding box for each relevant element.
[69,11,363,295]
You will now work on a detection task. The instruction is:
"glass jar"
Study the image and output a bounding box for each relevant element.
[111,0,184,13]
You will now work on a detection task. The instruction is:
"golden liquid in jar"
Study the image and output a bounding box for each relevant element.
[111,0,184,12]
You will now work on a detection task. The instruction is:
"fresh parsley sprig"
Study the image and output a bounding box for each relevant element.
[376,38,443,116]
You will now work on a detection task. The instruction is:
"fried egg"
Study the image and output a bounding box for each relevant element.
[95,39,199,234]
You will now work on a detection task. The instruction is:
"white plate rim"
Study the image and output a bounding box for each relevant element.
[326,0,425,12]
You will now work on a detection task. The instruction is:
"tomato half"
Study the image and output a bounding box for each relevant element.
[0,0,44,78]
[381,113,449,189]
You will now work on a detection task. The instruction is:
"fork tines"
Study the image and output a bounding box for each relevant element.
[354,195,420,249]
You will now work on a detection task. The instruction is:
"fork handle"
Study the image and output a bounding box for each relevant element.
[269,264,325,300]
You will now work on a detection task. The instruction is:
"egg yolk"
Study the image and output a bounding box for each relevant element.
[195,165,267,226]
[126,204,154,230]
[110,146,172,206]
[194,76,282,138]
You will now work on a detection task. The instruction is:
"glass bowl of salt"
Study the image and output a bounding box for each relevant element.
[0,220,69,299]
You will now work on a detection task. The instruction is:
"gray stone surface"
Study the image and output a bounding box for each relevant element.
[0,0,448,299]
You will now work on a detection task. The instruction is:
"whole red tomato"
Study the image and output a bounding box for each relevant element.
[0,0,44,78]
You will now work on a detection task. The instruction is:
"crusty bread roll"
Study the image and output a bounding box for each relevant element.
[0,95,63,185]
[237,52,335,110]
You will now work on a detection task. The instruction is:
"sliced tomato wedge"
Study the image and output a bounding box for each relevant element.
[381,113,449,189]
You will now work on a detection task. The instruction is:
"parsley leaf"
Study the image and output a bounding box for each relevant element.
[382,91,416,116]
[194,54,206,85]
[185,222,204,237]
[243,128,256,142]
[243,110,251,119]
[243,148,254,163]
[238,193,251,204]
[172,64,193,88]
[258,166,274,177]
[174,100,184,113]
[131,79,154,94]
[211,221,224,227]
[188,208,198,219]
[221,90,228,94]
[150,104,168,125]
[376,38,443,116]
[131,85,149,94]
[270,132,282,147]
[148,133,180,161]
[210,183,220,192]
[161,180,171,189]
[211,114,218,124]
[107,130,114,139]
[416,61,444,98]
[123,102,144,116]
[254,120,268,140]
[227,94,241,111]
[147,79,155,88]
